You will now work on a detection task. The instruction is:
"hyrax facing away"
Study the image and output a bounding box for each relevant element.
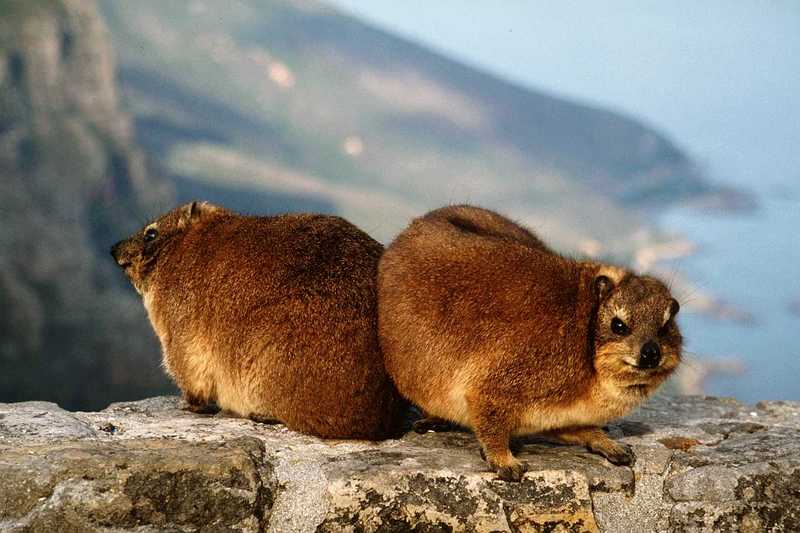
[111,201,405,440]
[378,205,682,480]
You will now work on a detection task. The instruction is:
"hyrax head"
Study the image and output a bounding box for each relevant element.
[592,272,682,393]
[110,201,221,294]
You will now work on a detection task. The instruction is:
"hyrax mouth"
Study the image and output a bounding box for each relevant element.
[624,361,660,371]
[625,383,651,397]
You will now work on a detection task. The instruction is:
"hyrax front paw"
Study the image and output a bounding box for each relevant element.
[494,458,528,482]
[592,441,635,466]
[481,450,528,482]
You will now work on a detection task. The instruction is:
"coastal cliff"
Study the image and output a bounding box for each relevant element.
[1,395,798,532]
[0,0,175,408]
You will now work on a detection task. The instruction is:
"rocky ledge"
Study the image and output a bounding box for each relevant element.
[0,395,798,532]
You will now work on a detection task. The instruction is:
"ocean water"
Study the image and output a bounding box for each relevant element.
[661,194,800,402]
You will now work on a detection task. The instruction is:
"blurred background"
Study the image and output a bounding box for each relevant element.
[0,0,797,410]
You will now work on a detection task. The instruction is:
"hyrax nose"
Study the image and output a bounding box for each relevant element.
[639,341,661,369]
[110,241,127,266]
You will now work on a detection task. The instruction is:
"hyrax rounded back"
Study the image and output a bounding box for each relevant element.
[111,201,405,439]
[378,205,683,480]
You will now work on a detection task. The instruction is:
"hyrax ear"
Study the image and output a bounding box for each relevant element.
[180,201,218,226]
[592,265,626,301]
[594,275,614,301]
[669,298,680,318]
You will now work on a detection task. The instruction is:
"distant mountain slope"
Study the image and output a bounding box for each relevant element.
[0,0,715,410]
[99,0,708,254]
[0,0,174,408]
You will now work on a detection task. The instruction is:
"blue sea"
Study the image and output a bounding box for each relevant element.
[661,193,800,402]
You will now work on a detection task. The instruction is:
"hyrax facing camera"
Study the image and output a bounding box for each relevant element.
[111,201,404,439]
[378,205,682,480]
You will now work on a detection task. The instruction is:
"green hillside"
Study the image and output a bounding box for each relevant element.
[99,0,707,254]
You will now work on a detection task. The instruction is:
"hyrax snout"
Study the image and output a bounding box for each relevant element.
[378,205,683,480]
[112,201,405,440]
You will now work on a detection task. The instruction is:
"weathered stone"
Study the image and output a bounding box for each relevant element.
[592,471,672,533]
[0,437,274,532]
[0,401,96,442]
[0,394,798,532]
[665,465,742,502]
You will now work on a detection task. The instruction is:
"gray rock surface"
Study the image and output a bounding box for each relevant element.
[1,395,798,532]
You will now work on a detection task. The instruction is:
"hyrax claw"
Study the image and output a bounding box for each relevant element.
[596,442,636,466]
[494,460,528,482]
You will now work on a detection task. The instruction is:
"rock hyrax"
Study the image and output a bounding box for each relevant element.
[378,205,682,480]
[111,201,405,439]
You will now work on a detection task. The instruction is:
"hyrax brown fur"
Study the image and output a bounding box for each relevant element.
[378,205,683,480]
[111,201,405,440]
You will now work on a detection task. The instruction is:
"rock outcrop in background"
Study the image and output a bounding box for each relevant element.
[0,0,174,408]
[1,395,798,532]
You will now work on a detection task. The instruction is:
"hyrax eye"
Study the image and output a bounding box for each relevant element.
[611,317,630,336]
[143,228,158,242]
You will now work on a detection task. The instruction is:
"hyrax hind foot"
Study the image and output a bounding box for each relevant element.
[182,393,219,415]
[413,416,456,434]
[591,440,635,466]
[249,413,281,425]
[547,426,635,466]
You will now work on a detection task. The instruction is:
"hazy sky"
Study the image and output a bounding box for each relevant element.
[328,1,800,191]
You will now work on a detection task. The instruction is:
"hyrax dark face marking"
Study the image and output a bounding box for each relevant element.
[378,205,683,481]
[112,201,405,440]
